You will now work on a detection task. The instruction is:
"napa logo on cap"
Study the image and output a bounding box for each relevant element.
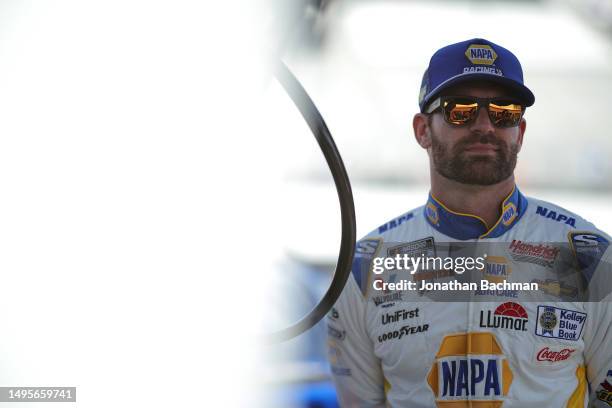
[427,332,513,406]
[465,44,498,66]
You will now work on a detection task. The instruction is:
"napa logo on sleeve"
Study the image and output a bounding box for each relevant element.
[427,332,513,407]
[465,44,498,65]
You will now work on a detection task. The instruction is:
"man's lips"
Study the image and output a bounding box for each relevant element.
[463,143,499,153]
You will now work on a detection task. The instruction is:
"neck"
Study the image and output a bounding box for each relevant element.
[430,173,516,229]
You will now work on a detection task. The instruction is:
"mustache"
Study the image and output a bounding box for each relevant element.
[454,133,504,151]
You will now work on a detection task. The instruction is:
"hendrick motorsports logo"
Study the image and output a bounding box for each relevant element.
[508,240,560,268]
[427,332,512,406]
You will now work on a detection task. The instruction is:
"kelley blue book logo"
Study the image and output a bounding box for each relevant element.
[535,305,586,341]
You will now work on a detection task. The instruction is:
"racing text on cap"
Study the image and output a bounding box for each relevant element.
[465,44,498,66]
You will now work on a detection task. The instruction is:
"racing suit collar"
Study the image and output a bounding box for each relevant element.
[423,185,528,240]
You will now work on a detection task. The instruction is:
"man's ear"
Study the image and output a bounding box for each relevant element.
[413,113,432,149]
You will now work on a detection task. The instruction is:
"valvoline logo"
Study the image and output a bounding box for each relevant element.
[427,332,513,407]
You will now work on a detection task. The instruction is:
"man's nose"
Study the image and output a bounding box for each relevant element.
[469,105,496,133]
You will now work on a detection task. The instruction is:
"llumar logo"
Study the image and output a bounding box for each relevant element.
[465,44,498,65]
[427,332,513,407]
[479,302,528,332]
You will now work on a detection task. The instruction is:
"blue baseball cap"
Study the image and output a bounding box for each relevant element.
[418,38,535,112]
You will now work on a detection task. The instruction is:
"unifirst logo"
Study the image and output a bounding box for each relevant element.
[465,44,498,66]
[427,332,513,407]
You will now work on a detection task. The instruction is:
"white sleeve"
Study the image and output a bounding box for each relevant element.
[327,275,386,407]
[575,232,612,407]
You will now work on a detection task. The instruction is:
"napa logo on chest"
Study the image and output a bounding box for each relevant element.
[427,332,513,406]
[482,256,512,284]
[465,44,498,65]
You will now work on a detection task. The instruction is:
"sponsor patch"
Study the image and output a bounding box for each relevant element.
[474,288,519,298]
[327,324,346,341]
[331,365,352,376]
[426,203,439,225]
[327,307,340,321]
[482,256,512,283]
[569,231,610,284]
[531,279,577,298]
[387,237,436,258]
[535,306,586,341]
[378,323,429,343]
[534,345,576,366]
[378,213,414,234]
[535,206,576,227]
[381,307,419,325]
[352,238,382,295]
[501,203,518,226]
[465,44,498,65]
[372,292,403,308]
[356,239,381,255]
[479,302,528,332]
[508,240,560,268]
[327,340,341,364]
[597,379,612,406]
[427,333,512,404]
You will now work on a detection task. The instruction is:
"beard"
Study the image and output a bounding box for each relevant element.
[430,130,519,186]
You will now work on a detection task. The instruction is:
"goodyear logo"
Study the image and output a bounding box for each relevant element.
[465,44,498,66]
[483,256,511,284]
[427,332,512,407]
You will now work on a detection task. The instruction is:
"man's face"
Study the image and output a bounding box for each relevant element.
[426,82,525,186]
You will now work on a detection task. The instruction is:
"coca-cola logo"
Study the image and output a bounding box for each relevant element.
[536,347,576,362]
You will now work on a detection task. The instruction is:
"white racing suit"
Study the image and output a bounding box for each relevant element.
[327,186,612,407]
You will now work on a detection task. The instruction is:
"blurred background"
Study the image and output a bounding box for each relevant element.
[261,0,612,406]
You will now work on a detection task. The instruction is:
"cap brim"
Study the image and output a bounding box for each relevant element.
[420,72,535,112]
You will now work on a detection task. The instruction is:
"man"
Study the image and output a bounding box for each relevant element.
[327,38,612,407]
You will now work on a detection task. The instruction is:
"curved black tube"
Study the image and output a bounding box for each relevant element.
[265,61,356,344]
